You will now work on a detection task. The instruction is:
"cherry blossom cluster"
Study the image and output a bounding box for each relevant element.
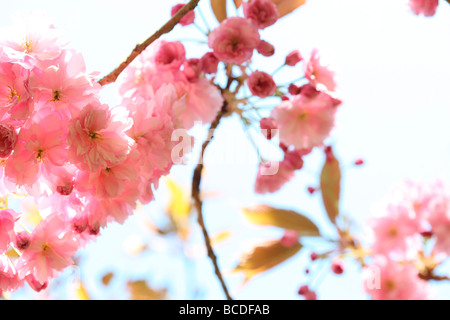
[362,180,450,299]
[0,10,224,295]
[198,0,341,194]
[0,0,343,296]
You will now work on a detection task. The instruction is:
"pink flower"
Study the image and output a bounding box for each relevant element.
[0,123,17,158]
[25,274,48,292]
[369,203,422,257]
[4,114,68,190]
[171,3,196,26]
[271,85,341,150]
[76,160,138,199]
[29,50,100,118]
[409,0,439,17]
[126,97,175,181]
[208,17,260,64]
[68,102,131,171]
[243,0,279,29]
[0,12,65,69]
[285,50,302,66]
[201,52,219,74]
[363,257,430,300]
[254,161,294,194]
[0,62,33,121]
[259,117,278,140]
[257,40,275,57]
[149,40,186,70]
[16,214,79,283]
[0,256,22,294]
[304,49,336,92]
[173,78,224,129]
[183,58,203,81]
[247,71,276,98]
[0,209,17,253]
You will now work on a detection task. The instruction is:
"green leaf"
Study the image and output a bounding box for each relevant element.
[242,205,320,236]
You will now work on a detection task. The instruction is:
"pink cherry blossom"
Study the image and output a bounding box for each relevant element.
[0,123,17,158]
[149,39,186,70]
[409,0,439,17]
[254,161,295,194]
[0,209,17,253]
[285,50,302,66]
[0,12,65,69]
[68,102,131,171]
[171,3,196,26]
[363,257,430,300]
[0,62,33,121]
[208,17,260,64]
[4,114,68,191]
[173,78,224,129]
[183,58,203,81]
[126,97,175,181]
[369,203,421,257]
[271,85,341,150]
[29,50,100,119]
[304,49,336,92]
[0,255,22,294]
[201,52,219,74]
[243,0,279,29]
[247,71,276,98]
[257,40,275,57]
[16,214,79,283]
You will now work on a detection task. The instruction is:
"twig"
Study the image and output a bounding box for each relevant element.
[191,101,233,300]
[98,0,201,86]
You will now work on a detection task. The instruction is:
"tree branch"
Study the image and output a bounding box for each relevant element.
[191,101,233,300]
[98,0,201,86]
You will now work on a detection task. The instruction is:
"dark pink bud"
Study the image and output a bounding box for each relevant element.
[171,3,195,26]
[310,252,319,261]
[72,216,88,233]
[15,231,30,250]
[307,187,316,195]
[280,230,299,248]
[281,95,290,101]
[247,71,276,98]
[304,291,317,300]
[298,285,309,295]
[420,230,433,238]
[56,180,74,196]
[331,259,344,275]
[201,52,219,74]
[288,83,301,95]
[285,50,303,66]
[257,40,275,57]
[354,158,364,166]
[284,149,304,170]
[0,124,17,158]
[183,58,203,81]
[26,275,48,292]
[260,118,278,140]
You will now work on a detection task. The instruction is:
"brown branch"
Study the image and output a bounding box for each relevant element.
[191,101,233,300]
[98,0,201,86]
[419,272,450,282]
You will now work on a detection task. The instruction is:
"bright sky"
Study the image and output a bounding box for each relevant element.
[2,0,450,300]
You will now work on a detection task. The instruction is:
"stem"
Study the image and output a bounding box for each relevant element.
[191,101,233,300]
[98,0,201,86]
